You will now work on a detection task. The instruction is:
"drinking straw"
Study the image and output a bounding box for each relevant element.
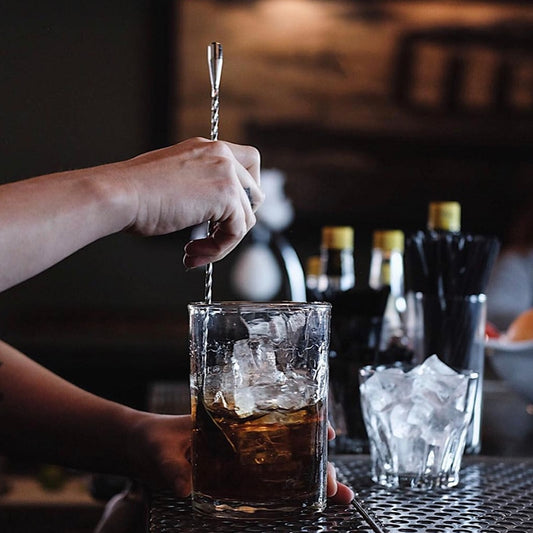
[404,231,500,297]
[404,230,500,368]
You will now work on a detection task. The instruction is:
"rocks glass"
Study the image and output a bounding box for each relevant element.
[360,356,479,490]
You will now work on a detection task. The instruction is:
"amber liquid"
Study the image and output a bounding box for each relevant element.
[192,396,327,512]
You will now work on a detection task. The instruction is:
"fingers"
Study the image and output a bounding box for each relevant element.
[328,422,336,441]
[183,141,263,268]
[327,462,355,504]
[172,458,192,498]
[232,153,263,214]
[326,462,338,498]
[326,424,354,504]
[330,481,355,505]
[183,205,254,269]
[223,141,261,188]
[202,139,263,213]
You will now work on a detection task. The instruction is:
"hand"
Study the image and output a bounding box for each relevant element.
[128,413,354,504]
[127,413,192,497]
[326,424,355,504]
[119,137,263,268]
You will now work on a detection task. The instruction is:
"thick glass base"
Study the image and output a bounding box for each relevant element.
[373,471,460,490]
[192,492,326,519]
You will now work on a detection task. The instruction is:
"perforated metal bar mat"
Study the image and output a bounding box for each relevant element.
[149,456,533,532]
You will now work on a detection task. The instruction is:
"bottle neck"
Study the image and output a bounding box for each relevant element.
[369,249,404,298]
[318,247,355,293]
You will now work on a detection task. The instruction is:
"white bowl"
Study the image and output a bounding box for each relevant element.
[486,338,533,403]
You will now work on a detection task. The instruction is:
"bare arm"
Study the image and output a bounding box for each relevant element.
[0,339,192,494]
[0,137,263,291]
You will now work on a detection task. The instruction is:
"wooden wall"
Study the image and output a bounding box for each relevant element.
[174,0,533,249]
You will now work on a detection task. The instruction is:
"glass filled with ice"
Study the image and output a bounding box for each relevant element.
[189,301,331,518]
[359,355,479,490]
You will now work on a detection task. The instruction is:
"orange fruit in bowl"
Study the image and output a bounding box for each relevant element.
[507,308,533,342]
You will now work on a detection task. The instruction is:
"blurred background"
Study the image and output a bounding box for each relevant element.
[1,0,533,410]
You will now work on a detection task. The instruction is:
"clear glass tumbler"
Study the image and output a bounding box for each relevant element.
[189,301,331,518]
[360,357,479,490]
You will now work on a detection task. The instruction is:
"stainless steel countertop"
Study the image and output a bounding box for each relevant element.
[148,455,533,532]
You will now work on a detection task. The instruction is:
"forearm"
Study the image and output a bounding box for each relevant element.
[0,340,139,476]
[0,164,134,291]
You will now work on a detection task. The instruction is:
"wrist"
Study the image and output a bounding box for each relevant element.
[121,407,153,482]
[85,161,139,234]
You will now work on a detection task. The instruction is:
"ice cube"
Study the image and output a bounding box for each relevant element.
[276,370,317,410]
[232,338,285,386]
[244,313,288,343]
[236,420,292,465]
[233,385,259,418]
[407,398,434,427]
[395,436,428,474]
[243,316,271,338]
[204,371,236,411]
[418,354,458,376]
[231,337,304,418]
[285,311,307,343]
[361,367,409,412]
[420,407,452,447]
[390,403,415,439]
[411,355,469,405]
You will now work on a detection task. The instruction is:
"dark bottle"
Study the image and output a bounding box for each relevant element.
[305,255,322,302]
[318,226,355,297]
[317,226,388,454]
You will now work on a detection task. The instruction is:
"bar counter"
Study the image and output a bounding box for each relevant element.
[148,455,533,532]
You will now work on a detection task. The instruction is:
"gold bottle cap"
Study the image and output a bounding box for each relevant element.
[373,230,404,252]
[306,255,322,277]
[428,202,461,232]
[321,226,354,250]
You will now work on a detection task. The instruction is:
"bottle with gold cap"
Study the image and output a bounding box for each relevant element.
[369,230,405,297]
[318,226,355,297]
[427,201,461,233]
[369,230,407,352]
[305,255,322,301]
[315,225,390,454]
[368,229,407,362]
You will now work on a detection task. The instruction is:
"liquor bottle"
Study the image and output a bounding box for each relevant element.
[317,226,388,453]
[318,226,355,297]
[305,255,322,302]
[369,229,408,357]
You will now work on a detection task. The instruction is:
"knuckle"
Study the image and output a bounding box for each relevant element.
[219,174,240,197]
[209,140,233,158]
[185,136,208,148]
[255,188,266,205]
[248,212,257,229]
[247,145,261,165]
[237,224,248,239]
[211,156,235,177]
